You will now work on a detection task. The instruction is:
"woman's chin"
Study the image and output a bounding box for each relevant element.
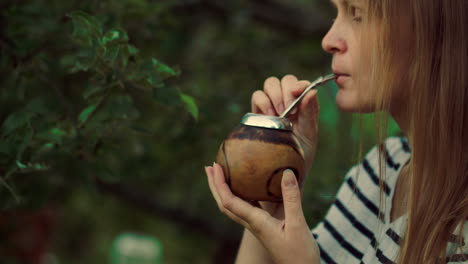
[335,91,374,113]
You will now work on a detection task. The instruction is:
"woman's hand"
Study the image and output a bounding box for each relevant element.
[205,164,320,264]
[251,75,319,172]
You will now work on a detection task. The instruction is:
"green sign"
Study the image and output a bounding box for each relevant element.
[110,233,163,264]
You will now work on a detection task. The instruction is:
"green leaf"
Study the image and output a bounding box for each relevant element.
[36,127,68,144]
[104,45,120,64]
[180,93,198,120]
[71,47,98,72]
[1,111,33,135]
[15,160,49,171]
[79,104,98,124]
[102,29,129,45]
[16,160,27,169]
[120,44,139,67]
[128,44,138,55]
[68,11,103,47]
[152,58,178,79]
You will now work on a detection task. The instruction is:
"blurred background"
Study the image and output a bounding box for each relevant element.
[0,0,402,263]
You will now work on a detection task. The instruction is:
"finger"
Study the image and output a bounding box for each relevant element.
[299,89,319,118]
[288,80,312,116]
[298,89,320,133]
[251,90,275,116]
[281,169,307,230]
[280,75,299,114]
[208,165,251,228]
[212,163,278,235]
[205,166,222,206]
[292,80,313,96]
[263,77,284,115]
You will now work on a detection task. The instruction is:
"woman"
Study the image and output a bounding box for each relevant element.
[205,0,468,263]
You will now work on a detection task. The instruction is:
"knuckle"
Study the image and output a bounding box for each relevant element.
[248,218,263,234]
[222,198,234,210]
[248,211,266,235]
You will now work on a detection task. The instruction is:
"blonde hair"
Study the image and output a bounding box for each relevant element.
[361,0,468,263]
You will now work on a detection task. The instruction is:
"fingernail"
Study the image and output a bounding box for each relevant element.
[283,169,296,187]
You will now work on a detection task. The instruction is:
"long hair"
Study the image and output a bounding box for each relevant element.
[361,0,468,263]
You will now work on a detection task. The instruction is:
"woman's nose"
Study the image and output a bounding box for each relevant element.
[322,23,347,54]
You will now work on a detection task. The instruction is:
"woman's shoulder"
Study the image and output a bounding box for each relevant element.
[345,136,411,181]
[363,136,411,163]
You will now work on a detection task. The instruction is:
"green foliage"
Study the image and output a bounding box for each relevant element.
[0,8,198,208]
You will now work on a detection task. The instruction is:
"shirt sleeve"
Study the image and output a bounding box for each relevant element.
[310,137,411,264]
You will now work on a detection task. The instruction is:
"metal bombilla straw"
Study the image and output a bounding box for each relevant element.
[240,73,337,130]
[280,73,337,118]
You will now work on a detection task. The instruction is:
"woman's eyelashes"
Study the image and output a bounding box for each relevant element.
[349,6,363,22]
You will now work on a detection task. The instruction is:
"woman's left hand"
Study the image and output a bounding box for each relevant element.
[205,163,320,264]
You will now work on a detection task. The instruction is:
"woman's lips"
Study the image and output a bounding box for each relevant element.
[335,74,350,86]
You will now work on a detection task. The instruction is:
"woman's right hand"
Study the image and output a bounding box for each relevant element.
[251,74,320,177]
[205,164,320,264]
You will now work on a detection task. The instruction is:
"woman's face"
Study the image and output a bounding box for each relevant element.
[322,0,411,114]
[322,0,376,113]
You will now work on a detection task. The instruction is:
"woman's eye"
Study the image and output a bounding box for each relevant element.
[349,6,362,22]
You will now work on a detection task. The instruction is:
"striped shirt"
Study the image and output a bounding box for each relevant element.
[311,137,468,263]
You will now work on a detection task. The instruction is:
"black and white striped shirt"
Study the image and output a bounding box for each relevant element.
[311,137,468,263]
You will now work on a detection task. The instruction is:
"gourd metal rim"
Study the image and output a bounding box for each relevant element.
[240,113,293,131]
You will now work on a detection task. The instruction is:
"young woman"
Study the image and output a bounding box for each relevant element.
[205,0,468,263]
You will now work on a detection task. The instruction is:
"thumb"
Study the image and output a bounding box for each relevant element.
[281,169,306,228]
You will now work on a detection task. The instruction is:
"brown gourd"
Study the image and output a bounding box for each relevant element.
[216,123,305,202]
[215,75,336,202]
